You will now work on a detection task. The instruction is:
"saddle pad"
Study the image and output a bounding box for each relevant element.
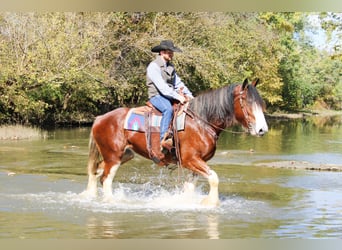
[124,108,186,132]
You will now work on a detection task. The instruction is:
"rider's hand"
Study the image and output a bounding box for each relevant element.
[178,95,186,104]
[186,95,194,102]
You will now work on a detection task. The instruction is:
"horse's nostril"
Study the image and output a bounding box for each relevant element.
[258,129,265,136]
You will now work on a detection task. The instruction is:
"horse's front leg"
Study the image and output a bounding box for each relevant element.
[183,173,199,195]
[184,159,220,207]
[200,169,219,207]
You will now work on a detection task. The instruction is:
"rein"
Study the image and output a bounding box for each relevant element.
[237,86,253,131]
[185,108,247,136]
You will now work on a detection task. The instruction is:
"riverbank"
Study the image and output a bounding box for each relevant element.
[255,161,342,172]
[0,125,47,140]
[266,108,342,119]
[261,109,342,172]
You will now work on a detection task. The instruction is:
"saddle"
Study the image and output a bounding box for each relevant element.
[124,102,187,166]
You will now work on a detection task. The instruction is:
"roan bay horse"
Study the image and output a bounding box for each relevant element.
[82,78,268,206]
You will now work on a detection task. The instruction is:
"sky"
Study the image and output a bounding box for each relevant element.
[306,14,327,50]
[306,13,341,53]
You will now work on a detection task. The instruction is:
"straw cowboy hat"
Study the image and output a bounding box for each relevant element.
[151,40,182,53]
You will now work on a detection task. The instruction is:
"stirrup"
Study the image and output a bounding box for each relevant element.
[160,138,173,154]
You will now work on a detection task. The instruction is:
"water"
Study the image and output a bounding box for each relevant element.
[0,115,341,239]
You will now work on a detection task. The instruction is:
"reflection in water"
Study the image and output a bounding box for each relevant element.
[86,216,121,239]
[310,114,341,128]
[207,214,219,239]
[85,207,220,239]
[217,115,342,165]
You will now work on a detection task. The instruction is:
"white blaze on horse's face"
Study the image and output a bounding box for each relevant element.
[250,102,268,136]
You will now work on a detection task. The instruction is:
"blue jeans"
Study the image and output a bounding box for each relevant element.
[149,95,173,141]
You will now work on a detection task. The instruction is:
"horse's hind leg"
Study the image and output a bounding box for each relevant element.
[100,147,134,201]
[83,160,104,195]
[101,161,121,201]
[81,143,104,198]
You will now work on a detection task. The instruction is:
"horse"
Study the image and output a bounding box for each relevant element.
[82,78,268,207]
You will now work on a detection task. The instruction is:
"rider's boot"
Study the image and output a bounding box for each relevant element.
[160,132,173,154]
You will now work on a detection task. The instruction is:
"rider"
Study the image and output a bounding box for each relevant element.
[146,40,193,152]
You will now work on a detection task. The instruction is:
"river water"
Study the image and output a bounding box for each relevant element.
[0,115,341,239]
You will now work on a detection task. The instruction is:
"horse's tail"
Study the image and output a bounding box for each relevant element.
[87,130,102,176]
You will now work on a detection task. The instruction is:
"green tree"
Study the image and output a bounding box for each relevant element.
[259,12,308,110]
[151,12,283,104]
[0,13,113,124]
[0,12,340,126]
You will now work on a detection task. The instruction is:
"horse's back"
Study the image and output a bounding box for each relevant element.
[91,107,131,141]
[93,107,130,127]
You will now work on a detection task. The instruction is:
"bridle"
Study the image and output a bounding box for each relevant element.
[237,85,253,132]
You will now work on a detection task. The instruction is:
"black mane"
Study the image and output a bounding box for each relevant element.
[189,84,236,128]
[188,83,264,128]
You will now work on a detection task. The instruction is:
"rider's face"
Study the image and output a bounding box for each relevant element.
[160,50,174,62]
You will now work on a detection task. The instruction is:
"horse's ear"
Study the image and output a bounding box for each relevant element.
[252,78,260,87]
[242,78,248,90]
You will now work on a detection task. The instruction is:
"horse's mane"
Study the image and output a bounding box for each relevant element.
[189,84,237,127]
[188,83,265,128]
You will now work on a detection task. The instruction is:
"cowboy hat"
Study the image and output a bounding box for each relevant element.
[151,40,182,53]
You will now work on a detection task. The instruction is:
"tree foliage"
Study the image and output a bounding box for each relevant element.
[0,12,340,126]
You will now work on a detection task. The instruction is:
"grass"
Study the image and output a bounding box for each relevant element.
[0,125,47,140]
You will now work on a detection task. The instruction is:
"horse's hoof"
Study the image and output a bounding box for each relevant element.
[102,195,115,203]
[79,190,97,199]
[200,197,220,207]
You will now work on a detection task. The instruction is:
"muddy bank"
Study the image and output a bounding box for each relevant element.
[255,161,342,172]
[266,109,342,119]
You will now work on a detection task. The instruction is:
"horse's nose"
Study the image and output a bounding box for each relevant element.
[258,129,265,136]
[258,126,268,136]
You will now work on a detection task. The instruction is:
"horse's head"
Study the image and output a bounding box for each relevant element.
[234,79,268,136]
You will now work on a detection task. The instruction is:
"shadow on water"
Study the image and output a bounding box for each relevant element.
[0,115,342,238]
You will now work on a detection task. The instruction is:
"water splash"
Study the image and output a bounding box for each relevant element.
[4,182,219,214]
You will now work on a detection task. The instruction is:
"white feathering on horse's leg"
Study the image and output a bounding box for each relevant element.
[102,163,120,202]
[80,173,98,198]
[183,173,199,195]
[201,170,220,207]
[80,161,105,198]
